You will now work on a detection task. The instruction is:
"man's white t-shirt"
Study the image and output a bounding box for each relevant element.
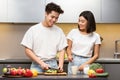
[21,23,67,61]
[67,29,101,57]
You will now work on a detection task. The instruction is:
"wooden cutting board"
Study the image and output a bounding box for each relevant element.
[44,72,67,76]
[38,72,44,75]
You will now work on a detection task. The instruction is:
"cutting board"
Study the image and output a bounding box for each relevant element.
[44,72,67,76]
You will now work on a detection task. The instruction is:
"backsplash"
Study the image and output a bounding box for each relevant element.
[0,23,120,59]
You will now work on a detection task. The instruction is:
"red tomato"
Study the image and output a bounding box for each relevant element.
[89,74,96,78]
[95,68,104,73]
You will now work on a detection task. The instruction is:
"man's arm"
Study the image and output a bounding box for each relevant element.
[58,49,65,72]
[25,47,49,70]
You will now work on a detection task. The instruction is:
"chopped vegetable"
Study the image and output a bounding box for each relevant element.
[45,69,57,73]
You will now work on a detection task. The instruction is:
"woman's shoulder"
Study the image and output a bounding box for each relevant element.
[93,32,100,36]
[69,28,78,33]
[92,32,101,38]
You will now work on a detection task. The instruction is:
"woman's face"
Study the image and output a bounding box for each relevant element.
[78,16,88,31]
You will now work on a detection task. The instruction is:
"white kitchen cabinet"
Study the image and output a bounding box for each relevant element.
[101,0,120,23]
[45,0,101,23]
[7,0,45,23]
[0,0,45,23]
[1,0,120,23]
[0,0,7,22]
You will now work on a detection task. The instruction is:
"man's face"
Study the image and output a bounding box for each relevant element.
[45,11,60,27]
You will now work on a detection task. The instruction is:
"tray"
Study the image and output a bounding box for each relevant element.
[2,75,23,78]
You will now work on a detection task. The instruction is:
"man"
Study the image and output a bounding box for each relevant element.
[21,2,67,73]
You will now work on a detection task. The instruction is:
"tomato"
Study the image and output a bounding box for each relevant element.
[89,73,96,78]
[95,68,104,73]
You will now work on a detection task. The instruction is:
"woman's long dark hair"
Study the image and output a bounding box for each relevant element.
[78,11,96,33]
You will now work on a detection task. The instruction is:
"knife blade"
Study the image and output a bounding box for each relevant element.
[48,67,58,70]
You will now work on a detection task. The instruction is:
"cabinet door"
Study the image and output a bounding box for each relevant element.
[46,0,101,23]
[8,0,45,23]
[104,64,120,80]
[0,0,7,22]
[101,0,120,23]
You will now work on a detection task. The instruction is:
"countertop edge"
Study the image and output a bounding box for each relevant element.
[0,58,120,64]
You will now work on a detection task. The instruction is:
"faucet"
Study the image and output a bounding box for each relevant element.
[114,40,120,58]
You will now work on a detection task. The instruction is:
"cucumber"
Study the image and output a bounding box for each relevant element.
[95,72,109,77]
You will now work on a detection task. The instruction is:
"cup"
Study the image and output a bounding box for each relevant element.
[71,66,78,75]
[83,64,89,75]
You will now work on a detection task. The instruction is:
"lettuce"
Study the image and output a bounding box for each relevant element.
[90,63,103,70]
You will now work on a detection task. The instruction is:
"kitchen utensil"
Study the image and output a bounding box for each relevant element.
[48,67,59,70]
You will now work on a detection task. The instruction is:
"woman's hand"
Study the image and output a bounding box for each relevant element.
[78,64,86,71]
[68,55,73,62]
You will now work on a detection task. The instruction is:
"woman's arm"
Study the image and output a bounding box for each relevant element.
[66,39,73,62]
[79,44,101,71]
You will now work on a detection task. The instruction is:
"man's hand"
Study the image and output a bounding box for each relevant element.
[58,66,63,72]
[40,62,49,70]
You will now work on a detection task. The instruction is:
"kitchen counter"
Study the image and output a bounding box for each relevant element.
[0,58,119,80]
[0,59,32,64]
[95,58,120,63]
[0,75,108,80]
[0,58,120,64]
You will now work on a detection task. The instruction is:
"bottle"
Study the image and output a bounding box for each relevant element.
[83,64,89,75]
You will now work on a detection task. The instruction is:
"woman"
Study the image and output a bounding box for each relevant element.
[66,11,101,74]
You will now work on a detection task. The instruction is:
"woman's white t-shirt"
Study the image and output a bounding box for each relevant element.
[67,29,101,57]
[21,23,67,61]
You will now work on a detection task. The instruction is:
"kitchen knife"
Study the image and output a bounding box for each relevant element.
[48,67,59,70]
